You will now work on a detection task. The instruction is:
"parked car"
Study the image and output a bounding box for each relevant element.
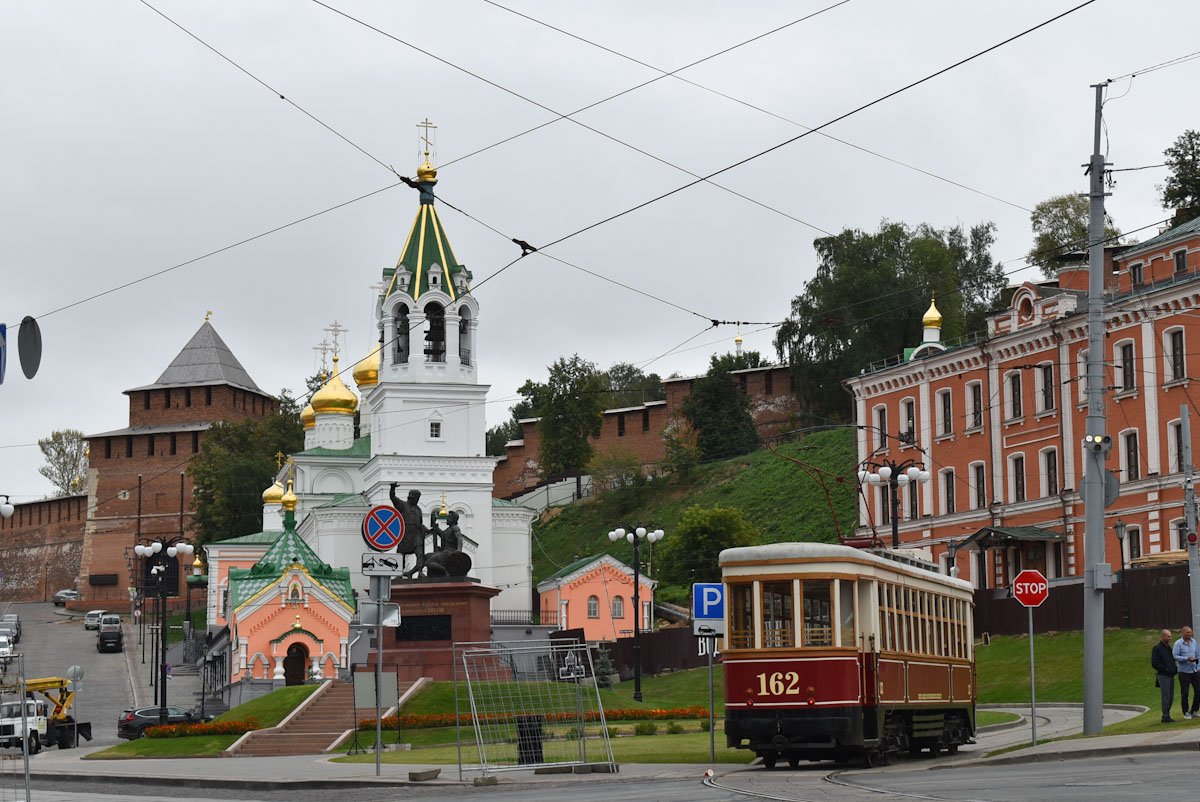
[97,626,123,653]
[84,610,107,630]
[0,625,16,646]
[2,614,20,642]
[117,706,205,739]
[0,636,11,669]
[52,589,78,607]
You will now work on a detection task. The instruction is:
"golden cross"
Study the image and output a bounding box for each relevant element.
[275,451,285,470]
[205,310,212,322]
[286,457,296,478]
[417,118,437,156]
[312,338,331,372]
[440,492,448,516]
[323,320,348,359]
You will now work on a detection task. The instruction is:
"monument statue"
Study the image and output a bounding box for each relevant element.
[427,509,472,578]
[388,483,430,578]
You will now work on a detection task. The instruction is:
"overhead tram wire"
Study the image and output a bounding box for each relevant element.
[481,0,1031,214]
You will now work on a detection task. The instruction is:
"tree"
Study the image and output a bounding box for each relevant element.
[1161,130,1200,226]
[187,392,304,546]
[660,413,700,479]
[681,361,758,461]
[485,420,521,457]
[774,220,1005,421]
[1028,193,1119,276]
[709,350,766,373]
[586,445,643,494]
[601,362,665,409]
[38,429,88,496]
[655,505,757,586]
[536,355,607,484]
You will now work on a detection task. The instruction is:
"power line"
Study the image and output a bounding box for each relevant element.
[1110,49,1200,81]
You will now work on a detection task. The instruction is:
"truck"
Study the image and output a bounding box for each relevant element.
[0,677,93,753]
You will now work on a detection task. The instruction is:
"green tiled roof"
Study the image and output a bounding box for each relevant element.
[215,530,283,546]
[228,520,355,610]
[296,435,371,458]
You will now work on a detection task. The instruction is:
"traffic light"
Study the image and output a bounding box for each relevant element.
[1082,433,1111,455]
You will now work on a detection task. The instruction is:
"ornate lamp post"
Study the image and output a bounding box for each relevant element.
[1115,519,1131,629]
[858,461,932,548]
[0,496,13,520]
[607,524,664,703]
[134,537,195,725]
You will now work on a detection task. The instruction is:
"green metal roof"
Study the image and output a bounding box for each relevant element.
[316,493,371,508]
[541,554,606,584]
[296,435,371,458]
[959,525,1062,549]
[492,497,534,509]
[380,176,472,305]
[227,516,355,610]
[1119,214,1200,259]
[215,530,283,546]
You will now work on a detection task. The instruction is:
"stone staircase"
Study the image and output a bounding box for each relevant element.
[230,681,411,757]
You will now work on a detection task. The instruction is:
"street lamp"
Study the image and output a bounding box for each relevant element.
[858,461,932,548]
[0,496,14,520]
[607,524,664,703]
[134,537,195,725]
[1114,519,1130,629]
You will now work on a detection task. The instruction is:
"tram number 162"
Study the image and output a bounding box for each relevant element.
[756,671,801,697]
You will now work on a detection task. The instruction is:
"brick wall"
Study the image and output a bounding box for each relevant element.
[127,385,275,428]
[494,365,802,498]
[0,495,87,602]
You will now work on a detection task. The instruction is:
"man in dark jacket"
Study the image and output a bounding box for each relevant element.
[1153,629,1178,722]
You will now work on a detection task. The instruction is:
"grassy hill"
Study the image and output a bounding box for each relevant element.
[532,427,857,605]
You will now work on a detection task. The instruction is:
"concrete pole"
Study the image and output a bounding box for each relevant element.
[1082,81,1110,736]
[1182,407,1200,633]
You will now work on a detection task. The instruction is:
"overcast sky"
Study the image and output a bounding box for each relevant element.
[2,0,1197,501]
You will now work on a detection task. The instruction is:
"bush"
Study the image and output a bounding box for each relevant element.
[593,648,615,690]
[144,718,260,739]
[358,706,711,731]
[666,721,684,734]
[699,717,711,732]
[633,722,657,736]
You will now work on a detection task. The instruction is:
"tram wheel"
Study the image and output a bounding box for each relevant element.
[787,753,801,768]
[864,750,884,768]
[946,743,959,755]
[761,752,777,770]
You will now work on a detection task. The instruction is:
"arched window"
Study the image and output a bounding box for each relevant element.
[612,595,624,619]
[458,308,472,366]
[424,302,445,363]
[587,595,600,619]
[394,304,410,364]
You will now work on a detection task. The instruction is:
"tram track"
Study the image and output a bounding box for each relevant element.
[702,769,989,802]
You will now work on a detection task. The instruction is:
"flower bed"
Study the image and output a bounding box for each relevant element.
[359,706,709,731]
[144,718,261,738]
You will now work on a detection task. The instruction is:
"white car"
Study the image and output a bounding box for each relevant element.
[84,610,107,630]
[0,636,11,669]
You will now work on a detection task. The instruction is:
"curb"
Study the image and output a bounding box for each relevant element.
[955,738,1200,768]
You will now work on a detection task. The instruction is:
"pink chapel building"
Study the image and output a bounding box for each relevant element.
[536,554,656,642]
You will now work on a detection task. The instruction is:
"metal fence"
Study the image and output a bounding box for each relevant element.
[455,638,614,777]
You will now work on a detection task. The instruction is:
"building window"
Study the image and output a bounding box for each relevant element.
[1009,373,1023,419]
[164,388,172,409]
[1012,455,1026,502]
[1130,262,1144,287]
[192,431,200,453]
[147,434,155,457]
[105,438,112,459]
[1040,364,1055,411]
[1124,431,1140,481]
[969,382,983,430]
[642,409,650,432]
[205,386,212,406]
[144,391,151,410]
[587,596,599,619]
[938,390,952,436]
[880,486,890,526]
[1044,449,1058,496]
[764,372,773,396]
[973,462,986,509]
[125,436,133,458]
[942,470,956,515]
[1173,421,1185,473]
[618,413,625,437]
[1078,349,1089,401]
[1176,249,1188,273]
[1126,526,1142,561]
[1169,329,1186,381]
[875,406,888,451]
[1119,342,1136,391]
[429,421,442,439]
[612,596,624,619]
[1176,520,1189,551]
[902,398,916,443]
[185,388,192,407]
[907,478,918,520]
[169,433,177,456]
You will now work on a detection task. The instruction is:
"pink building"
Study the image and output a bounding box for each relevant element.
[537,554,656,642]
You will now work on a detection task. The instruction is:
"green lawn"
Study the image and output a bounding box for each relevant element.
[608,666,725,714]
[976,710,1020,727]
[396,681,658,717]
[85,685,319,758]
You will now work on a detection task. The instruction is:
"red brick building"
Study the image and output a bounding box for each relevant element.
[0,494,88,601]
[493,364,802,498]
[845,215,1200,590]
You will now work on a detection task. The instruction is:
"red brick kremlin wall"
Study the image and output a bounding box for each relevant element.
[0,495,87,603]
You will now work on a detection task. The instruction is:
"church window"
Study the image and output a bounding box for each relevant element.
[429,421,442,439]
[587,596,600,618]
[424,303,446,363]
[459,309,471,366]
[395,304,410,364]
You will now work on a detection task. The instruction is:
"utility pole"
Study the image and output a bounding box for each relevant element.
[1082,81,1112,737]
[1182,406,1200,634]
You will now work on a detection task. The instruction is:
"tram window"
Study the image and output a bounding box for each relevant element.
[762,582,794,648]
[802,580,832,647]
[729,584,754,649]
[839,580,856,647]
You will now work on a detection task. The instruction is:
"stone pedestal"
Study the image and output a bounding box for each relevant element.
[379,580,499,681]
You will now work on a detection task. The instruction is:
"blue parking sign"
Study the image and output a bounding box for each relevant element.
[693,583,724,619]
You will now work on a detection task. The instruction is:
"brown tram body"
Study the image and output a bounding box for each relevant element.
[719,542,976,767]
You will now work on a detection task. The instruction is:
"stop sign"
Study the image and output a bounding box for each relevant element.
[1012,569,1049,607]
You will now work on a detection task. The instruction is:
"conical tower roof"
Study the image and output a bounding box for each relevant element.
[126,320,263,394]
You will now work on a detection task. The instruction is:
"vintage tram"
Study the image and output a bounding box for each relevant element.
[720,542,975,767]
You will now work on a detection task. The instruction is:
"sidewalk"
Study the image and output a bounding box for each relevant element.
[952,723,1200,767]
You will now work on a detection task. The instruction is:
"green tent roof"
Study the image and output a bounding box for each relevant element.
[380,173,472,305]
[227,516,354,610]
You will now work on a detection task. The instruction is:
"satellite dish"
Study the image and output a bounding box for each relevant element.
[18,316,41,379]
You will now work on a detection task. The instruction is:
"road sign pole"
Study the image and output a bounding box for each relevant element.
[708,636,715,764]
[370,574,387,778]
[1028,606,1037,747]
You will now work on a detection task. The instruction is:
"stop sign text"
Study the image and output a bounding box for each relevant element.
[1012,569,1049,607]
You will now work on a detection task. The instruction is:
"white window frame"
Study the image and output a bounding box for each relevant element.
[1171,518,1188,551]
[966,380,984,431]
[1004,370,1024,421]
[587,595,600,619]
[939,468,956,515]
[1114,338,1137,393]
[1168,419,1184,474]
[1120,427,1140,482]
[1036,361,1056,413]
[1008,452,1027,503]
[1039,447,1059,497]
[1174,248,1189,274]
[1077,348,1089,403]
[873,404,888,452]
[1164,326,1187,383]
[968,460,987,509]
[936,389,953,438]
[901,396,917,446]
[1130,261,1144,287]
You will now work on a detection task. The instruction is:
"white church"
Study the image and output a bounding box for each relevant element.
[204,151,535,625]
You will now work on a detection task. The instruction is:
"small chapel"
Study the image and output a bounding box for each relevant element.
[204,145,535,688]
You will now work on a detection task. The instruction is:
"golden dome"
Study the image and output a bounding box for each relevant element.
[301,402,316,429]
[417,157,437,184]
[262,480,285,505]
[352,344,381,388]
[192,555,203,570]
[311,357,358,416]
[281,479,298,511]
[922,297,943,328]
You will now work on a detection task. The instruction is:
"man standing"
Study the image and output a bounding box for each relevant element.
[1173,625,1200,718]
[1152,629,1177,723]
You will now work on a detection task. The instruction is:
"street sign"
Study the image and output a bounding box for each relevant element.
[1012,569,1049,607]
[361,552,405,576]
[1078,469,1120,508]
[359,600,401,627]
[692,583,726,636]
[361,505,404,552]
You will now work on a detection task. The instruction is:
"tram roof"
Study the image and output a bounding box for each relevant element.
[719,541,973,593]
